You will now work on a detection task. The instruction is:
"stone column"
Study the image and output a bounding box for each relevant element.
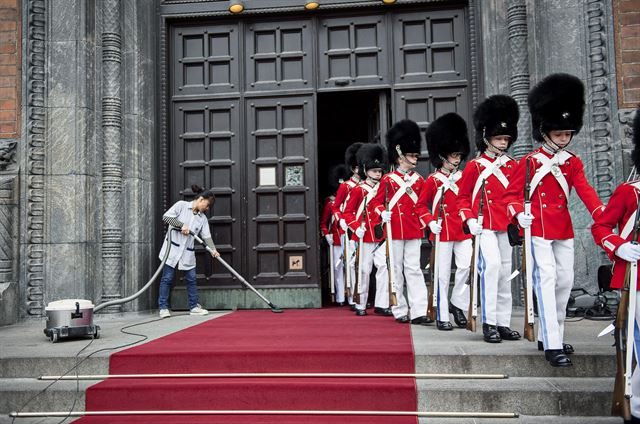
[100,0,124,311]
[24,0,46,316]
[507,0,532,159]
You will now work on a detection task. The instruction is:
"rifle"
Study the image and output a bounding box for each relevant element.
[612,199,640,419]
[427,187,445,322]
[467,180,485,332]
[522,159,535,342]
[328,217,336,303]
[353,196,368,305]
[343,230,352,299]
[384,181,398,307]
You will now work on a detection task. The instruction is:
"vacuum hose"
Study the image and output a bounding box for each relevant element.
[93,228,177,313]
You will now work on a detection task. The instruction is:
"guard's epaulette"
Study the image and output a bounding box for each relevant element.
[563,149,577,157]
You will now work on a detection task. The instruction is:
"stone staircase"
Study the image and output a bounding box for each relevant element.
[0,311,625,423]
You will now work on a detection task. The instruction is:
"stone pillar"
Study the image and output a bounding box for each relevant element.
[100,0,124,311]
[23,0,45,317]
[507,0,532,159]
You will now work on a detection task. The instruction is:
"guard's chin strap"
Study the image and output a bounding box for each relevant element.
[396,145,418,167]
[367,177,381,186]
[482,128,507,156]
[439,155,459,173]
[540,125,573,154]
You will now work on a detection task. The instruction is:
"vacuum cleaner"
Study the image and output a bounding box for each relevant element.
[44,228,282,342]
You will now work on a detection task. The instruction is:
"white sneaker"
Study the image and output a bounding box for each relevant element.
[159,309,171,319]
[189,304,209,316]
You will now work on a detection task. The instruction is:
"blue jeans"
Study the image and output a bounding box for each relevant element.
[158,265,198,309]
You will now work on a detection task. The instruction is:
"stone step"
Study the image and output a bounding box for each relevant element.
[0,357,109,379]
[417,377,614,417]
[417,416,622,424]
[0,378,92,416]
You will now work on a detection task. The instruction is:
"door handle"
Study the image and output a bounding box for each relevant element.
[334,78,350,86]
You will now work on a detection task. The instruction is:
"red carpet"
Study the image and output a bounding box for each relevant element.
[76,308,418,423]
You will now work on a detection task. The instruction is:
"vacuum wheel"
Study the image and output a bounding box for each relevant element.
[50,331,58,343]
[93,328,100,339]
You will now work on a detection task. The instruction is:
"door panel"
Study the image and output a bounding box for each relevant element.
[246,95,317,286]
[393,8,467,85]
[245,20,313,92]
[172,99,241,286]
[172,23,240,96]
[318,14,388,89]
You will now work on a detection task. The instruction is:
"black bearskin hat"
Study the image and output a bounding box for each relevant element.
[386,119,422,164]
[357,143,388,180]
[473,95,519,152]
[528,73,585,142]
[425,113,470,168]
[344,143,364,170]
[328,164,350,195]
[632,109,640,172]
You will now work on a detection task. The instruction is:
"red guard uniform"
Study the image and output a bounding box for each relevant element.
[320,196,344,303]
[505,147,604,350]
[592,181,640,289]
[332,175,360,305]
[416,169,472,323]
[457,152,518,327]
[370,169,429,319]
[343,180,389,311]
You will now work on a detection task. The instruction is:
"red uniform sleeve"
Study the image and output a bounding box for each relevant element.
[343,186,363,231]
[457,161,479,223]
[319,198,332,236]
[504,155,527,221]
[592,184,634,259]
[416,175,436,229]
[332,183,349,222]
[370,174,389,216]
[571,155,604,220]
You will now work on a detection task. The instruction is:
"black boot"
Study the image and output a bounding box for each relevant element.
[374,307,393,316]
[437,321,453,331]
[625,415,640,424]
[355,309,367,316]
[545,349,572,367]
[349,304,357,311]
[538,341,574,354]
[411,316,433,326]
[482,323,502,343]
[395,315,410,324]
[497,326,521,340]
[449,303,467,328]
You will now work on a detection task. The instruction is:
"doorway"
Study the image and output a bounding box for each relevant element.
[316,89,390,305]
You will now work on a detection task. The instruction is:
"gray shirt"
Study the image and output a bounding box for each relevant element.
[159,200,212,270]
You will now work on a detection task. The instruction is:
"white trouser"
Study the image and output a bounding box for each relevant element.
[436,239,472,322]
[390,239,429,320]
[344,240,356,305]
[332,244,345,303]
[631,295,640,417]
[478,230,513,327]
[356,241,389,310]
[531,237,574,350]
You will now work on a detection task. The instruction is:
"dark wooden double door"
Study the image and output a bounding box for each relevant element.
[168,5,472,292]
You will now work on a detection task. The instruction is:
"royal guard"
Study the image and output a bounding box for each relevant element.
[458,95,521,343]
[332,142,364,309]
[370,120,430,325]
[505,73,604,366]
[592,108,640,419]
[343,144,392,316]
[320,164,350,305]
[416,113,472,331]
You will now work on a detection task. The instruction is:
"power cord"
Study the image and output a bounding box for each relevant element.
[10,315,167,424]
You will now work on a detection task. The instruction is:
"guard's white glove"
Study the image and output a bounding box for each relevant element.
[339,219,349,232]
[467,218,483,236]
[381,210,392,223]
[517,212,534,229]
[615,242,640,263]
[325,234,334,245]
[355,227,365,239]
[428,221,442,235]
